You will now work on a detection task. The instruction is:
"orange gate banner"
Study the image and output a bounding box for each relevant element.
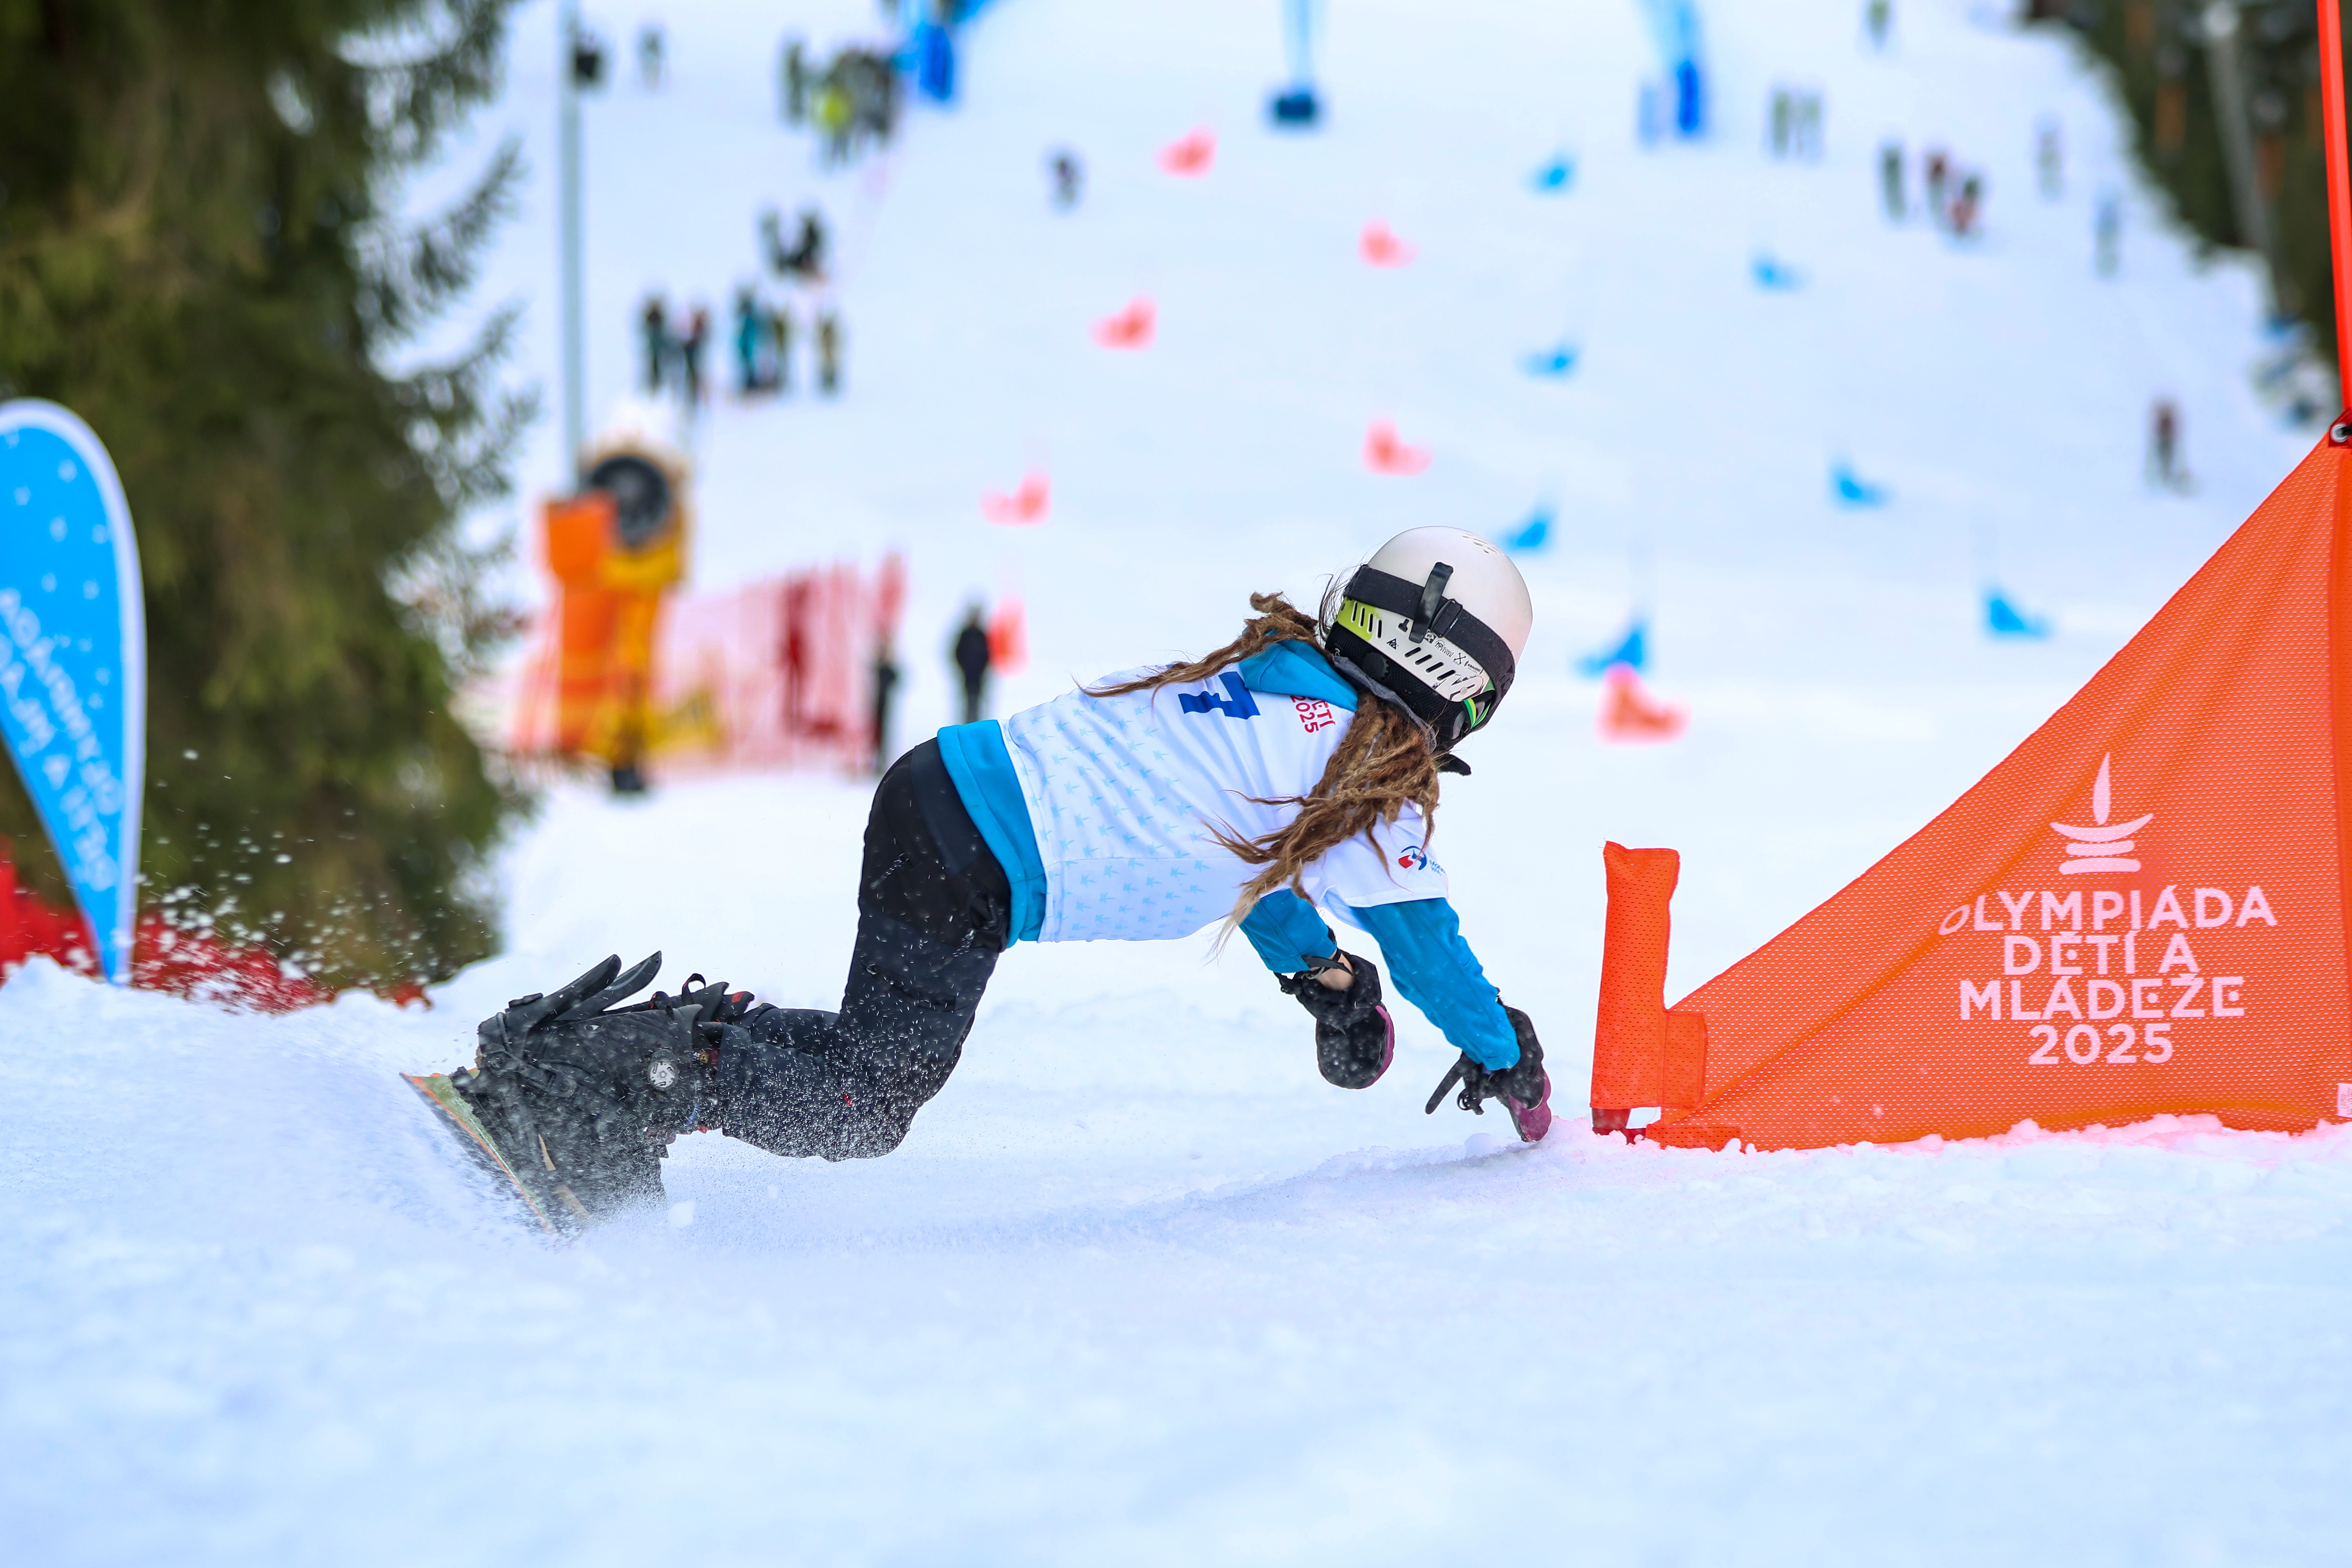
[1611,434,2352,1150]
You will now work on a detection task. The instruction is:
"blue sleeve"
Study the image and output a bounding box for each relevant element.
[1240,890,1337,974]
[1351,898,1521,1070]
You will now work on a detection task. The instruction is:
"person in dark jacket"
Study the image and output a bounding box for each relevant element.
[953,606,991,724]
[871,638,901,774]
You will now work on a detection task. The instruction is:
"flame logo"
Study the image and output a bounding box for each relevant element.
[2049,755,2152,874]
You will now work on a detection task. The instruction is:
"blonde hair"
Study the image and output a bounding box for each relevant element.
[1087,591,1441,931]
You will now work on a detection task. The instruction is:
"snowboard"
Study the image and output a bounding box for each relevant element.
[404,1071,572,1235]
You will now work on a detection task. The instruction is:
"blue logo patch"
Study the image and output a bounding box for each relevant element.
[1180,672,1260,720]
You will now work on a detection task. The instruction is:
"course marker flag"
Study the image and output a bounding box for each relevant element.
[1158,129,1214,176]
[1597,662,1683,741]
[983,471,1050,525]
[1359,221,1415,267]
[1601,432,2352,1148]
[1093,298,1155,349]
[0,400,145,985]
[1363,420,1429,475]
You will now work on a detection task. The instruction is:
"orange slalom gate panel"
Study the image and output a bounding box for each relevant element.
[1589,844,1709,1113]
[1632,436,2352,1152]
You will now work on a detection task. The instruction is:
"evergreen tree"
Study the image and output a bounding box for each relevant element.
[2057,2,2346,356]
[0,0,532,987]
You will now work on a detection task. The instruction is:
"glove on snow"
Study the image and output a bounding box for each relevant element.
[1423,1005,1552,1143]
[452,953,767,1223]
[1277,949,1396,1089]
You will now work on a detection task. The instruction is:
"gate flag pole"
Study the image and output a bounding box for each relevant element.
[2321,0,2352,410]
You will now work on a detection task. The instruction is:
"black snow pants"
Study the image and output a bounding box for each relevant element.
[718,738,1010,1160]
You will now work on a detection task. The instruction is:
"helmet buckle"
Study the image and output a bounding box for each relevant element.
[1409,563,1453,644]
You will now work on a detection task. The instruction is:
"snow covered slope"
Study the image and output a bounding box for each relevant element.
[8,1,2351,1562]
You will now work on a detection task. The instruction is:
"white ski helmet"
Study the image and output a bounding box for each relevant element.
[1325,527,1533,756]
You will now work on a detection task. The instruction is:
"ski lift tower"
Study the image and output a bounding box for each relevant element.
[557,2,607,485]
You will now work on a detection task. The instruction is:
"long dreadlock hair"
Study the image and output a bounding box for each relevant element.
[1086,589,1443,932]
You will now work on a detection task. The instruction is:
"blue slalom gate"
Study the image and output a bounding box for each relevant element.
[1577,618,1649,677]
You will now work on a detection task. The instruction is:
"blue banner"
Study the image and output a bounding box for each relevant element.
[0,401,146,984]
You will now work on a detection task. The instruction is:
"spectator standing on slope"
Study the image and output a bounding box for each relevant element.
[781,37,807,122]
[2149,398,2191,492]
[871,638,901,775]
[2036,117,2062,198]
[953,606,992,724]
[769,302,794,394]
[425,529,1553,1224]
[2095,190,2122,276]
[732,287,764,397]
[1865,0,1892,50]
[1949,172,1984,238]
[1879,140,1905,220]
[637,23,664,90]
[816,309,842,396]
[681,305,710,405]
[640,295,670,393]
[1049,148,1084,209]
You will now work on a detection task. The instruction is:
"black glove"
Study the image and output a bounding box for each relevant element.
[1424,1005,1546,1116]
[1277,949,1394,1089]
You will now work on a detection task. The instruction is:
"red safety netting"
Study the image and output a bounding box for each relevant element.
[1594,434,2352,1149]
[508,555,905,776]
[1,846,346,1012]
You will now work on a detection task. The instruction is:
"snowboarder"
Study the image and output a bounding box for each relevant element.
[953,604,991,723]
[411,529,1552,1227]
[816,309,841,396]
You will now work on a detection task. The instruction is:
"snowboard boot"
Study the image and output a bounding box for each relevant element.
[440,953,765,1229]
[1277,950,1395,1089]
[1423,1005,1553,1142]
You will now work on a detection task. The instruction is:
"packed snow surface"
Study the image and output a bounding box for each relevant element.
[8,1,2351,1562]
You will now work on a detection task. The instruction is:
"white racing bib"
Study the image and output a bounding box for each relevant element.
[1001,667,1450,943]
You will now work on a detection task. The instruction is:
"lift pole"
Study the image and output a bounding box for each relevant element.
[558,0,585,482]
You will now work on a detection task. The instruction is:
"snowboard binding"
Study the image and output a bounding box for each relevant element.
[407,953,766,1233]
[1278,949,1395,1089]
[1423,1005,1552,1143]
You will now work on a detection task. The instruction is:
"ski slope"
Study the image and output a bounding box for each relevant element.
[8,1,2352,1562]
